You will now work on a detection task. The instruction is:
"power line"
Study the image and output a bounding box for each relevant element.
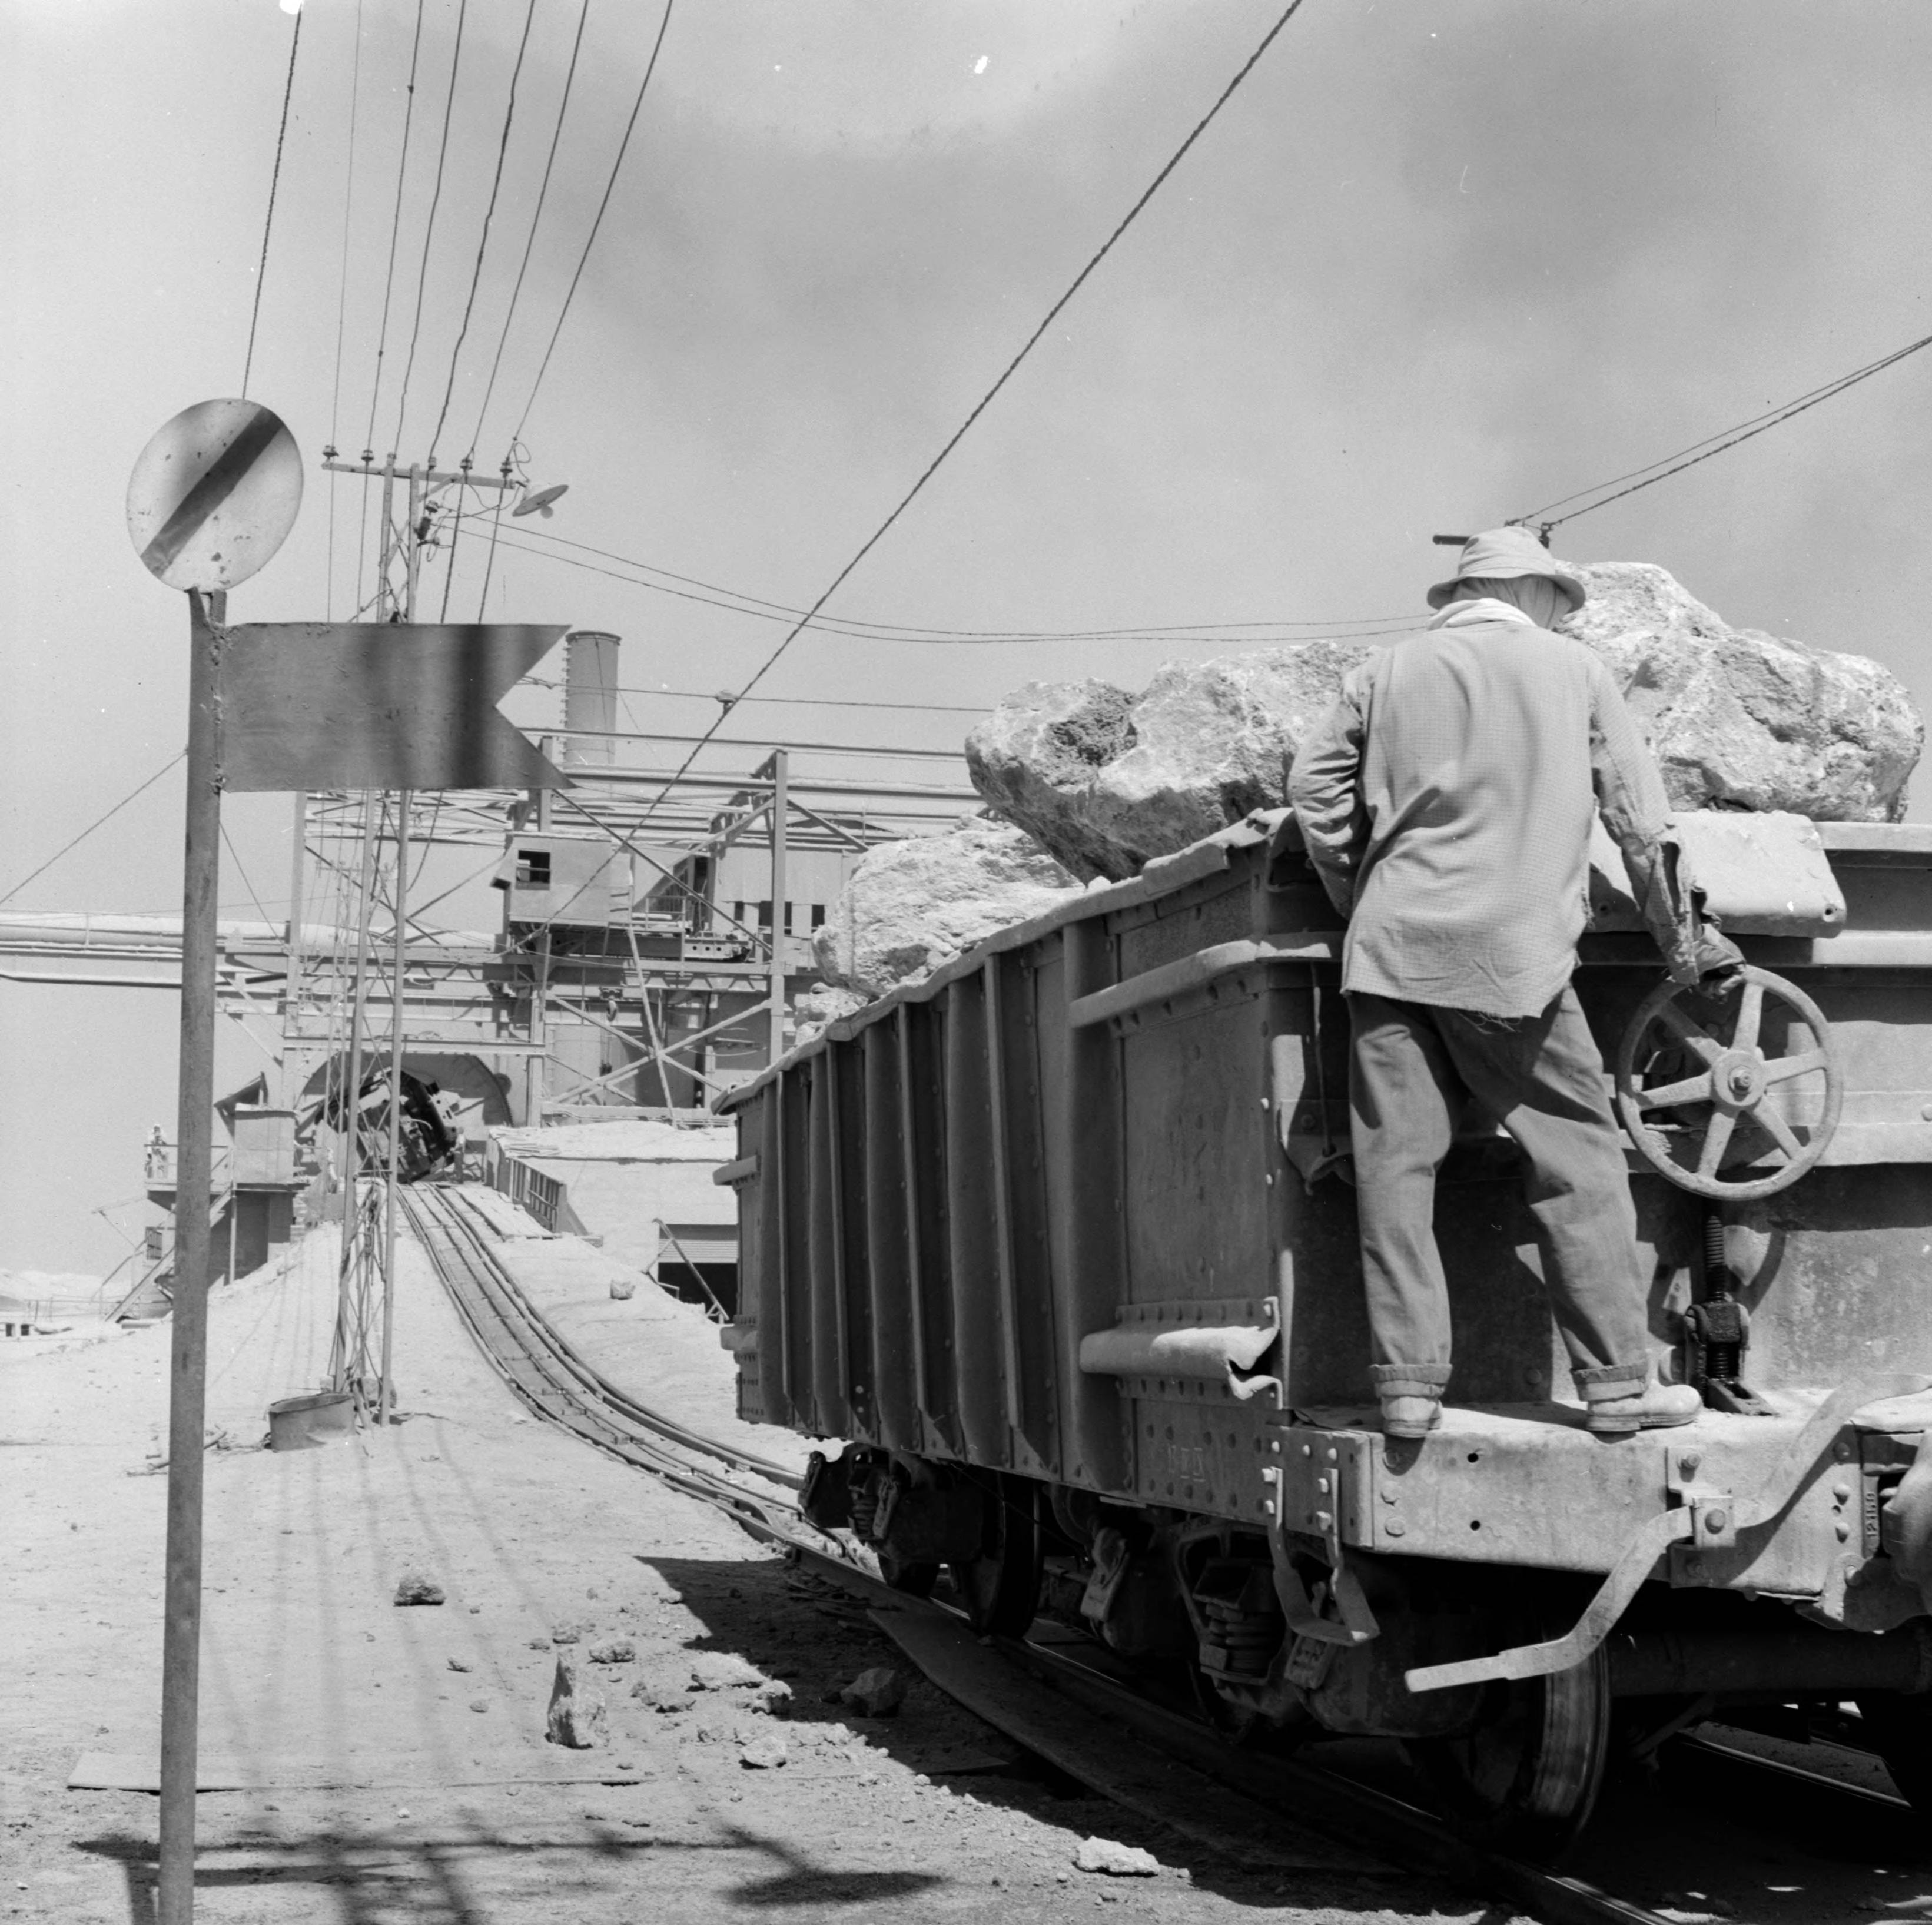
[240,6,304,399]
[475,482,510,619]
[613,687,991,716]
[220,823,278,932]
[490,527,1416,645]
[512,0,675,445]
[1523,325,1932,532]
[393,0,471,456]
[425,0,537,465]
[438,481,471,622]
[467,0,590,460]
[363,0,429,452]
[500,523,1410,640]
[632,0,1311,830]
[0,754,186,909]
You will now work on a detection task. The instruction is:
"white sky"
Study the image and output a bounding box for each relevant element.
[4,0,1930,1272]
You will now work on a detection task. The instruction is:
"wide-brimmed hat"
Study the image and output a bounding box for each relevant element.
[1426,525,1586,613]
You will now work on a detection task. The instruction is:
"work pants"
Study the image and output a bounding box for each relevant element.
[1347,987,1650,1398]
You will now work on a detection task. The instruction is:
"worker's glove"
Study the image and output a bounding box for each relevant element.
[1668,929,1745,990]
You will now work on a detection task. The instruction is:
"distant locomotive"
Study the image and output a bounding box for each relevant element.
[718,808,1932,1851]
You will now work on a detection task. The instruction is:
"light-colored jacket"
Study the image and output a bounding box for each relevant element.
[1288,604,1693,1017]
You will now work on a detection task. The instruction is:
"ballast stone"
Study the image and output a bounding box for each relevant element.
[964,645,1374,882]
[811,815,1083,998]
[1559,562,1920,822]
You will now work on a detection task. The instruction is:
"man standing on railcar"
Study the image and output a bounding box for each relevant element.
[1289,526,1740,1440]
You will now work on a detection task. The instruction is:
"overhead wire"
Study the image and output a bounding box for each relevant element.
[613,687,990,716]
[220,824,279,932]
[510,0,675,446]
[1521,325,1932,532]
[326,0,367,622]
[0,754,187,909]
[474,481,511,619]
[240,5,304,399]
[392,0,471,457]
[488,529,1418,644]
[630,0,1312,831]
[363,0,428,453]
[425,0,537,464]
[437,484,467,622]
[496,523,1410,639]
[467,0,590,460]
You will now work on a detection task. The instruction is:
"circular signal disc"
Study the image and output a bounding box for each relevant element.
[126,398,303,592]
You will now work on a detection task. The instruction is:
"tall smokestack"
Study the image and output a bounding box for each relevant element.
[562,630,620,766]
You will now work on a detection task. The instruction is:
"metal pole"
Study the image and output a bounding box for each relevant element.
[331,792,379,1392]
[373,472,422,1417]
[280,791,307,1107]
[379,791,409,1424]
[526,735,552,1125]
[377,463,397,619]
[768,748,789,1064]
[157,586,224,1925]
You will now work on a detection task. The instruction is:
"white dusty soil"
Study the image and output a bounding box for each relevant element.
[1,1211,1478,1925]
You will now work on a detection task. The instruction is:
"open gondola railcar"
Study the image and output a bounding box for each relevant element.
[714,808,1932,1850]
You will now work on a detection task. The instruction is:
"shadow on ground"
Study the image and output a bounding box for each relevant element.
[641,1550,1473,1920]
[78,1818,944,1924]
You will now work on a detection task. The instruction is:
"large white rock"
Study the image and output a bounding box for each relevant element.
[965,645,1375,881]
[1561,563,1920,822]
[811,815,1084,998]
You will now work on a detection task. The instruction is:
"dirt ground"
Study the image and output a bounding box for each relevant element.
[1,1213,1486,1925]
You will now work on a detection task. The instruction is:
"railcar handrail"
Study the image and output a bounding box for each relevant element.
[1067,938,1340,1031]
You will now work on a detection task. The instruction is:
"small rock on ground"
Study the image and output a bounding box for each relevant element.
[393,1572,445,1606]
[838,1665,905,1718]
[588,1638,635,1664]
[739,1735,788,1770]
[546,1656,606,1749]
[1074,1837,1159,1877]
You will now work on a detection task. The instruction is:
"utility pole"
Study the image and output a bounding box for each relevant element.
[315,453,522,1410]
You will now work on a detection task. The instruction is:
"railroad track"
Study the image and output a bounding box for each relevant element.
[401,1181,1915,1925]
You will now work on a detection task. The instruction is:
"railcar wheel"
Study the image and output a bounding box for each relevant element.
[951,1473,1043,1638]
[1407,1641,1612,1860]
[1856,1691,1932,1815]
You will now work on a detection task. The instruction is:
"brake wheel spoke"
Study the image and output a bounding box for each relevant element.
[1634,1071,1715,1111]
[1762,1048,1829,1086]
[1696,1109,1737,1179]
[1732,980,1764,1058]
[1657,1005,1725,1066]
[1756,1107,1805,1160]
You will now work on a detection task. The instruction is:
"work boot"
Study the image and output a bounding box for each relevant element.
[1370,1369,1448,1439]
[1581,1370,1704,1436]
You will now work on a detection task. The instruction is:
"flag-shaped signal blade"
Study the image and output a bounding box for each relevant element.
[215,622,570,793]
